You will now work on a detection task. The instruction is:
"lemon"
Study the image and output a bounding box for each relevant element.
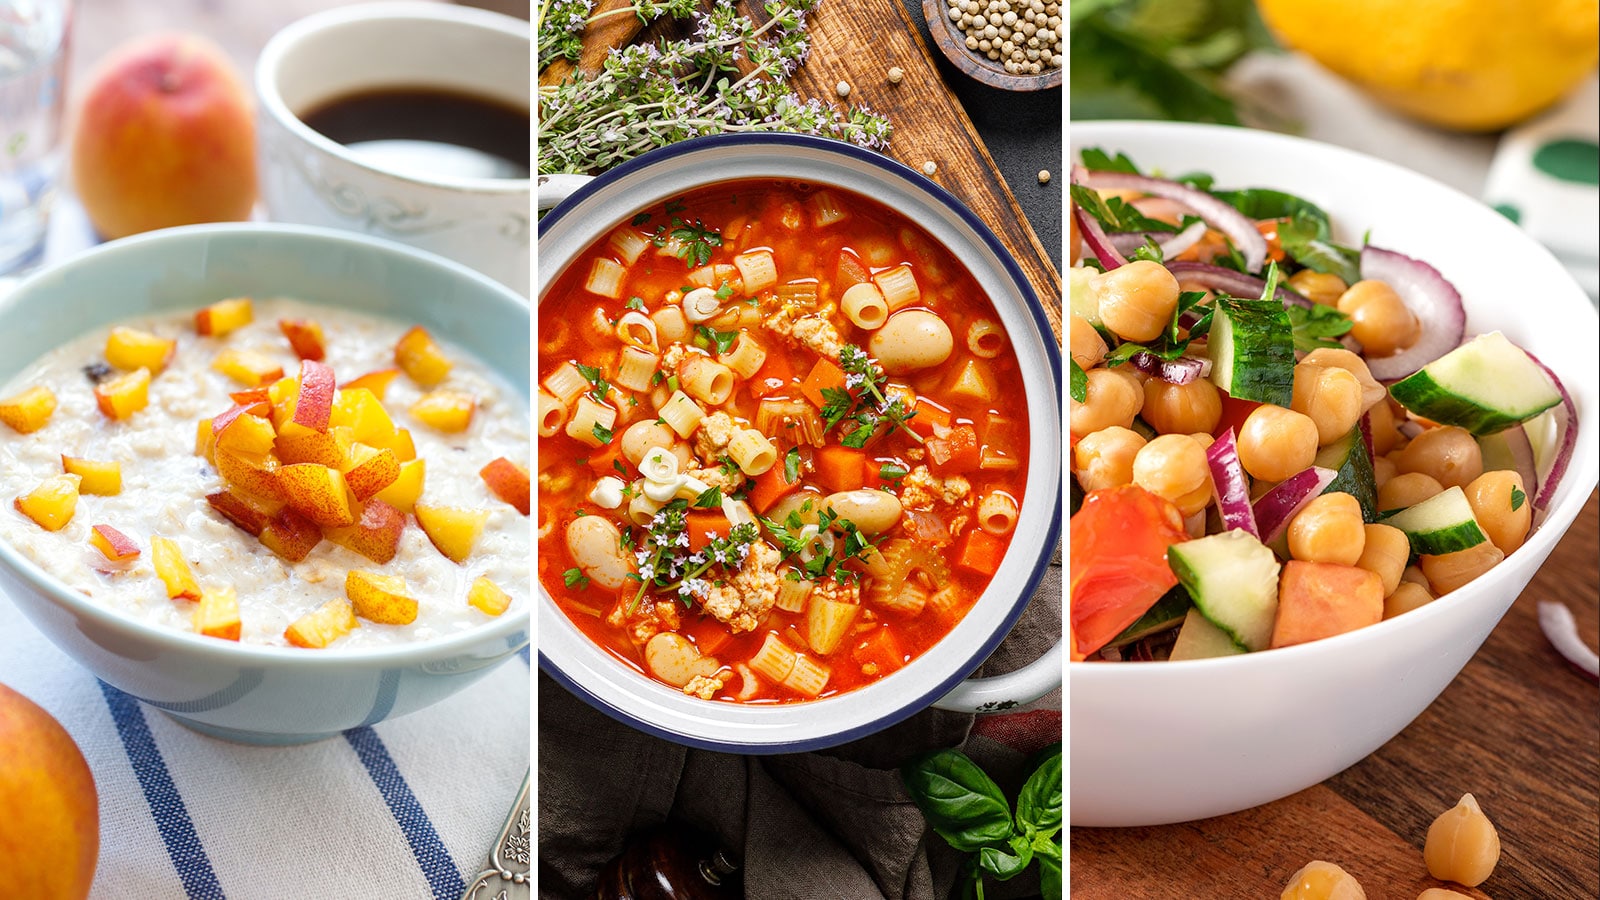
[1256,0,1599,131]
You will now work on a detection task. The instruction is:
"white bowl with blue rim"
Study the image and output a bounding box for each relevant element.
[0,223,531,745]
[538,133,1063,753]
[1070,121,1598,826]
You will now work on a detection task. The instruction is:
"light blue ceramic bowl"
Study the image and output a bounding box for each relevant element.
[0,224,530,744]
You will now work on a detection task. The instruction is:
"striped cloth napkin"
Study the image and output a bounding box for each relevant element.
[0,597,530,900]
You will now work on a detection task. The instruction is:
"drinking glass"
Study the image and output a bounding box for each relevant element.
[0,0,71,275]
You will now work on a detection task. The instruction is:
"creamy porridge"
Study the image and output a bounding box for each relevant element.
[0,298,529,648]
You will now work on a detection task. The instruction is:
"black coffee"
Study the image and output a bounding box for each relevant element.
[300,87,530,180]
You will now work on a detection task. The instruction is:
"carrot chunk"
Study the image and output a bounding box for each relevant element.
[800,358,847,408]
[955,528,1007,577]
[814,446,866,493]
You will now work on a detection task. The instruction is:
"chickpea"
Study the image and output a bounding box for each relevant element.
[1420,540,1505,595]
[1464,469,1532,555]
[1356,523,1409,596]
[1132,434,1211,516]
[1378,472,1444,511]
[1423,793,1500,887]
[1142,377,1222,435]
[1396,426,1483,489]
[1289,492,1366,566]
[1401,564,1430,588]
[1074,426,1145,492]
[1094,260,1180,342]
[1337,280,1421,358]
[1366,398,1403,456]
[1070,367,1142,437]
[1300,348,1387,413]
[1069,313,1107,371]
[1383,581,1435,620]
[1187,432,1215,452]
[1280,860,1366,900]
[1291,363,1364,446]
[1237,404,1319,482]
[1286,270,1349,307]
[1372,455,1398,490]
[1415,890,1473,900]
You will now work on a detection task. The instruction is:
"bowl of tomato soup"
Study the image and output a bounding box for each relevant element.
[536,134,1062,752]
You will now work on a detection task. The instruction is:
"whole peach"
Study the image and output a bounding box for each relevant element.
[71,32,257,239]
[0,682,99,899]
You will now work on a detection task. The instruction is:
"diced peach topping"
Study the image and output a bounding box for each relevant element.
[467,577,511,617]
[229,387,272,406]
[104,326,176,374]
[13,474,81,531]
[410,390,475,433]
[345,570,418,625]
[394,326,452,387]
[150,536,201,600]
[343,368,400,401]
[285,598,357,648]
[214,449,286,501]
[323,499,405,564]
[292,360,336,433]
[211,348,284,387]
[375,427,416,462]
[195,298,253,336]
[275,429,349,468]
[215,413,277,458]
[89,524,140,562]
[276,463,356,528]
[206,490,272,537]
[61,457,122,495]
[344,444,400,501]
[414,504,489,564]
[0,386,57,434]
[372,459,425,513]
[193,585,242,640]
[259,508,323,562]
[329,388,397,446]
[196,418,217,462]
[278,318,326,361]
[479,457,530,516]
[94,367,150,420]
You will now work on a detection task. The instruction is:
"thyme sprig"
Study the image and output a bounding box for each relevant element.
[627,499,760,610]
[820,344,922,448]
[760,501,878,582]
[538,0,893,175]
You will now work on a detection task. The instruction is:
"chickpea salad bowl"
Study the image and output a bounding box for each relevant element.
[1068,122,1597,826]
[0,224,531,744]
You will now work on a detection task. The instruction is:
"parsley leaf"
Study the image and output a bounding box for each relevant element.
[1069,358,1088,403]
[1277,212,1362,285]
[715,281,735,300]
[695,325,740,355]
[576,363,611,402]
[1069,183,1178,234]
[783,446,801,484]
[879,462,909,482]
[1131,235,1164,264]
[563,567,590,590]
[612,459,628,477]
[694,485,723,509]
[651,216,722,266]
[1286,303,1353,353]
[1078,147,1141,174]
[1511,486,1527,511]
[631,212,651,226]
[592,422,614,445]
[625,296,646,311]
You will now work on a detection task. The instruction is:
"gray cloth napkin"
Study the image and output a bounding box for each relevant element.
[538,556,1061,900]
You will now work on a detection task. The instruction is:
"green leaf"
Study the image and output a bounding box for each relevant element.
[900,749,1015,853]
[625,296,646,310]
[695,325,740,355]
[978,844,1028,881]
[1210,188,1332,237]
[1078,147,1142,174]
[591,422,613,445]
[879,462,909,481]
[1277,212,1361,285]
[1511,486,1527,511]
[1286,303,1353,353]
[784,446,801,485]
[1069,183,1177,234]
[1015,744,1062,839]
[1069,358,1088,403]
[563,567,590,589]
[630,212,651,226]
[1038,853,1062,899]
[1131,236,1164,263]
[693,486,723,509]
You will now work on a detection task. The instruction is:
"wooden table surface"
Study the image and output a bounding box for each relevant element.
[1071,488,1600,900]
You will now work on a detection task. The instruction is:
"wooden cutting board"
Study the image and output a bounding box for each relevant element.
[538,0,1063,339]
[1071,489,1600,900]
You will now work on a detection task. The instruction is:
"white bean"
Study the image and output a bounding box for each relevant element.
[644,632,719,687]
[565,516,632,590]
[869,309,954,373]
[823,489,903,534]
[621,420,677,466]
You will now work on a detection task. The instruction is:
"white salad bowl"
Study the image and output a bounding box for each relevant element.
[538,133,1063,753]
[0,224,531,745]
[1069,122,1599,826]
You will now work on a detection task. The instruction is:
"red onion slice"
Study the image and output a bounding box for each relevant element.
[1071,165,1128,271]
[1253,466,1339,545]
[1128,352,1210,385]
[1207,428,1258,538]
[1082,171,1269,274]
[1358,245,1467,381]
[1537,601,1599,683]
[1164,261,1312,309]
[1107,220,1209,259]
[1526,352,1577,513]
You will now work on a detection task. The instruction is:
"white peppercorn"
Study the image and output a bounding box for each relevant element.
[945,0,1061,74]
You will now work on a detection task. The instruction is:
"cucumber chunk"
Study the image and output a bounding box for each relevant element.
[1388,332,1561,435]
[1384,485,1488,556]
[1169,608,1247,660]
[1206,297,1295,407]
[1108,585,1191,648]
[1314,425,1379,523]
[1168,530,1282,652]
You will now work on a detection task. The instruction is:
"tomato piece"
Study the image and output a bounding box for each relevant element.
[1069,485,1188,661]
[1212,390,1261,440]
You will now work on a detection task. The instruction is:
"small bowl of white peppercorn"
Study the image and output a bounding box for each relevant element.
[923,0,1063,91]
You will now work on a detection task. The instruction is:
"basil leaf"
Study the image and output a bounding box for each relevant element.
[1069,358,1088,404]
[978,844,1029,881]
[901,750,1015,852]
[1015,745,1062,839]
[1038,853,1062,899]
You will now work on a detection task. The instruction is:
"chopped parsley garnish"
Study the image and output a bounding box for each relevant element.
[628,499,759,611]
[715,281,735,301]
[1511,486,1527,511]
[591,422,613,445]
[576,363,611,402]
[879,462,909,482]
[625,296,646,311]
[695,325,740,355]
[650,370,665,386]
[1286,303,1353,353]
[820,344,922,447]
[718,454,739,477]
[760,504,879,583]
[652,216,722,266]
[664,198,686,215]
[630,212,651,226]
[563,567,590,590]
[1069,358,1088,403]
[693,485,723,509]
[612,459,629,477]
[1068,183,1178,234]
[1130,236,1165,264]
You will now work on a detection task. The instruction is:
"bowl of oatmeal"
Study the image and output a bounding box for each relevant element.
[0,223,530,744]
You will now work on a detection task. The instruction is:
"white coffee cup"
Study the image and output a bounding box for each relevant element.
[255,2,529,295]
